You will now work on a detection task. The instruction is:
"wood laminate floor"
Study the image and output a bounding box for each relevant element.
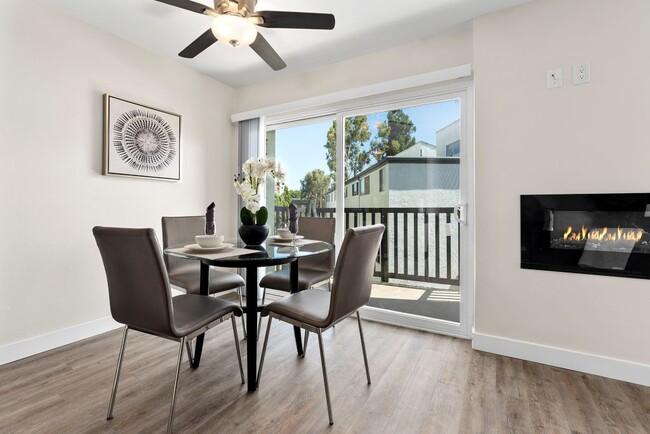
[0,318,648,433]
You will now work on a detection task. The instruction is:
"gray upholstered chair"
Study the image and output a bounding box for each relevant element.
[161,216,247,335]
[258,217,335,335]
[93,227,244,434]
[257,224,385,425]
[260,217,336,292]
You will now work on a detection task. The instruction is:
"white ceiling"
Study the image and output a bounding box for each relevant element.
[40,0,529,88]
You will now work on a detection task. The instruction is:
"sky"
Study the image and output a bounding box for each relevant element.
[273,98,460,190]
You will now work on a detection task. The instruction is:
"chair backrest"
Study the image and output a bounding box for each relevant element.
[297,217,336,271]
[93,227,175,337]
[326,224,385,325]
[161,216,205,274]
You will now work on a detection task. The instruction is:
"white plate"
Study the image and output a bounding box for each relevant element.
[184,243,234,253]
[269,235,304,243]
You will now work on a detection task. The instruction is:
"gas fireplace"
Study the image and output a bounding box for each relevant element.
[521,193,650,279]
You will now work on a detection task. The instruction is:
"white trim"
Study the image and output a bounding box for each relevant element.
[334,112,345,250]
[266,113,336,131]
[460,83,475,338]
[0,316,121,366]
[231,64,472,122]
[472,330,650,387]
[360,306,469,340]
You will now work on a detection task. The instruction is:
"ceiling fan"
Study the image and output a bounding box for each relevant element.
[154,0,335,71]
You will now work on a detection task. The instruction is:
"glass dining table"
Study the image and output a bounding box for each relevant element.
[165,238,333,392]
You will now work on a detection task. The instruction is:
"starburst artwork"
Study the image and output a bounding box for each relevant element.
[103,95,181,180]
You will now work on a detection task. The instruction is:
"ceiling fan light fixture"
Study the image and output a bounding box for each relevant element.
[211,14,257,47]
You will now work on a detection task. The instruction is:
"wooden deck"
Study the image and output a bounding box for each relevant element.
[0,317,647,433]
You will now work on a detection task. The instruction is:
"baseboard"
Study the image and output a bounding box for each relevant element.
[0,316,121,366]
[472,330,650,387]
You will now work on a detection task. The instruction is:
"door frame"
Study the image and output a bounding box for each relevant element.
[265,79,475,339]
[336,82,474,339]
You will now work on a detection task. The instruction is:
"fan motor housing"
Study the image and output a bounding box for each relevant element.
[215,0,257,17]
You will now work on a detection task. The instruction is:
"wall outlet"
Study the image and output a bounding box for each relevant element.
[546,68,563,89]
[573,63,591,84]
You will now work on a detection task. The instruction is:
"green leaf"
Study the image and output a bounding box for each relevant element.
[255,206,268,226]
[240,207,254,225]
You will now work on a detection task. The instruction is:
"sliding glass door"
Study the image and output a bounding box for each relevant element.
[265,85,473,338]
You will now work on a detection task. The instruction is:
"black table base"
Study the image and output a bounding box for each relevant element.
[192,260,303,392]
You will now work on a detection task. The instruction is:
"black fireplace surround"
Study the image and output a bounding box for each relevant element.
[521,193,650,279]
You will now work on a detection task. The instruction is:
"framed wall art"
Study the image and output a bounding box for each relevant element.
[103,94,181,181]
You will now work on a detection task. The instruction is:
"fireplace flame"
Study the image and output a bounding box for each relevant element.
[562,225,643,242]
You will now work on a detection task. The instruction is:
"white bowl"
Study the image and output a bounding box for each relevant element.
[195,234,224,248]
[277,228,292,239]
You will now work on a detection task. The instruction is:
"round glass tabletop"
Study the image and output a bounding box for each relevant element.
[164,238,333,268]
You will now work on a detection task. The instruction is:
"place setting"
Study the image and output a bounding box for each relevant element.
[266,228,319,246]
[184,235,234,253]
[168,234,257,259]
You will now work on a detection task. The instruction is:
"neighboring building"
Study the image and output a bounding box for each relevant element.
[325,130,461,209]
[323,135,461,284]
[436,120,460,157]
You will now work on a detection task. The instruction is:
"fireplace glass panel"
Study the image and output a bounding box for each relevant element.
[521,194,650,279]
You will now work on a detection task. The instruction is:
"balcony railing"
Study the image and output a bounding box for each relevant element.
[273,206,459,286]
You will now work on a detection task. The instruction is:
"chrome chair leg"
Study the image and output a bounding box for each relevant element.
[356,311,371,385]
[167,337,185,434]
[107,326,129,420]
[257,288,267,341]
[256,316,273,388]
[317,329,334,425]
[302,330,309,358]
[231,316,245,384]
[185,339,194,366]
[237,288,247,338]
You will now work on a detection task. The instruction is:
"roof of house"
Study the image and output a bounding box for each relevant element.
[395,141,437,158]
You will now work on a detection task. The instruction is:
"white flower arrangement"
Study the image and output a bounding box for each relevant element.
[234,158,286,225]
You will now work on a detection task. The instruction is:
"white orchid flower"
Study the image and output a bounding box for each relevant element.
[234,157,286,222]
[245,196,261,213]
[274,162,286,183]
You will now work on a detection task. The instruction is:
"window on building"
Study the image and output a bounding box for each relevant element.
[379,168,385,192]
[345,186,348,198]
[446,140,461,157]
[352,182,359,196]
[361,176,370,195]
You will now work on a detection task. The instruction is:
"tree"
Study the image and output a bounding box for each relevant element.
[300,169,331,208]
[274,185,301,207]
[370,109,416,161]
[324,116,371,182]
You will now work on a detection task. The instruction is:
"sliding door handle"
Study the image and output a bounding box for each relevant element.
[455,203,467,225]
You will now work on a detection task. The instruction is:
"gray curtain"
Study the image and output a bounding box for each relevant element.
[237,118,262,287]
[237,118,261,212]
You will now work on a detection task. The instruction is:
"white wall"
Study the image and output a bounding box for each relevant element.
[473,0,650,367]
[0,0,236,347]
[235,26,473,113]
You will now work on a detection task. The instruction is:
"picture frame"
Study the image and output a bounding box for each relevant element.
[103,94,181,181]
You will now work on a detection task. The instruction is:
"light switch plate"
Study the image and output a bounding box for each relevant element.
[547,68,563,89]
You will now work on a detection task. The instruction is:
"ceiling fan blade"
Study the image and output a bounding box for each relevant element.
[252,11,335,30]
[153,0,216,15]
[179,29,218,58]
[250,33,286,71]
